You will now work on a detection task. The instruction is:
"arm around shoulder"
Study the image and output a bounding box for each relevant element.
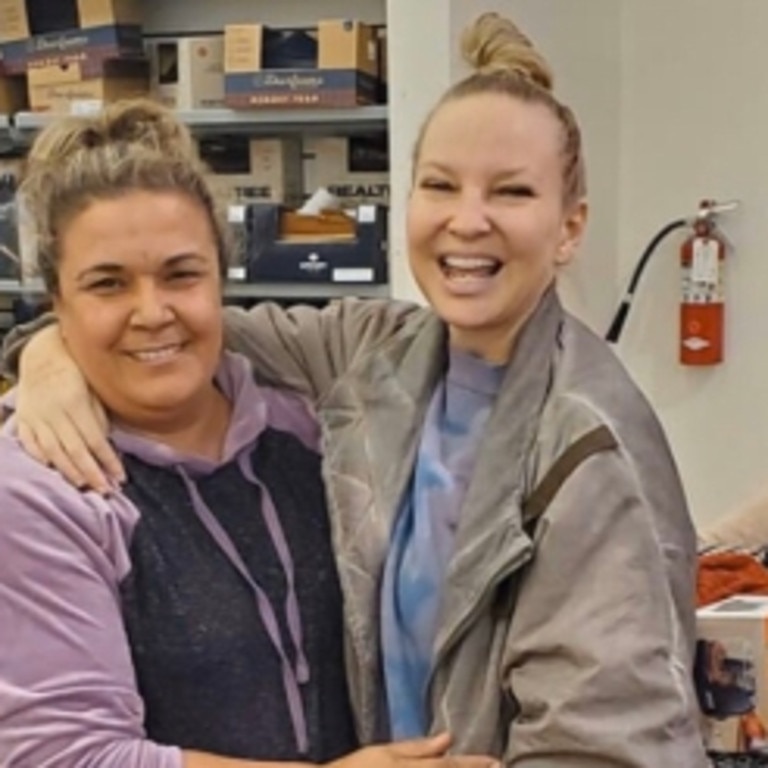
[223,298,421,401]
[502,447,707,767]
[0,311,56,379]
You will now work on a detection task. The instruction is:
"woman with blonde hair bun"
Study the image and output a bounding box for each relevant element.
[7,12,708,767]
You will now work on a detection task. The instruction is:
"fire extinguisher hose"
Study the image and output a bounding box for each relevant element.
[605,218,688,343]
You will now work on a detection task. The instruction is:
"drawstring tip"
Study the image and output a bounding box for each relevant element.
[296,656,310,684]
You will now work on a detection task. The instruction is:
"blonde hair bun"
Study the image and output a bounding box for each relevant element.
[461,12,553,91]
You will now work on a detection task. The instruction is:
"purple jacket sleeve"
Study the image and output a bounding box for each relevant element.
[0,439,182,768]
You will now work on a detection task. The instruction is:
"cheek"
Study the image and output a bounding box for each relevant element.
[182,292,224,346]
[406,195,437,244]
[57,301,124,353]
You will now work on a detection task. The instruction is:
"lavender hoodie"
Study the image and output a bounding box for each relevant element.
[0,352,357,766]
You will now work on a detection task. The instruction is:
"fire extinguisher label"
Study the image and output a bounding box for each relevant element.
[682,238,724,303]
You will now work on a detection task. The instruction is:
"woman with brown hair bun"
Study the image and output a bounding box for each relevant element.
[6,12,708,767]
[0,99,498,768]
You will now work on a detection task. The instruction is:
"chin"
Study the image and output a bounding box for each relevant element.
[430,298,500,329]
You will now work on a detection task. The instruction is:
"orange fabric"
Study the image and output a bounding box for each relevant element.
[697,552,768,607]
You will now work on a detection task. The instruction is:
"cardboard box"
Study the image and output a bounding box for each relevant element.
[0,0,27,43]
[0,0,140,42]
[303,136,389,205]
[0,74,26,111]
[696,596,768,756]
[223,20,379,109]
[199,136,304,207]
[0,24,144,75]
[147,35,224,110]
[77,0,141,29]
[248,137,303,206]
[27,57,149,112]
[317,20,377,77]
[244,202,388,284]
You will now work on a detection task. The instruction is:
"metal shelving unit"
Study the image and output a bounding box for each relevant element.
[0,278,389,300]
[9,105,388,145]
[0,114,15,155]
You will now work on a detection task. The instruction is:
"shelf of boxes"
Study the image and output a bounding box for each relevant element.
[0,278,389,301]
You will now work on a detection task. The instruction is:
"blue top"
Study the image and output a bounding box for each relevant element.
[381,347,505,737]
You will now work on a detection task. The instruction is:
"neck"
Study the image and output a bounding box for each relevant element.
[113,385,232,461]
[449,323,520,364]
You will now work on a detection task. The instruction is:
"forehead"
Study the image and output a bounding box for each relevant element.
[418,92,563,172]
[58,190,216,271]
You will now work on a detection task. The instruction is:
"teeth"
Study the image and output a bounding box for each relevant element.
[442,255,499,269]
[132,344,181,363]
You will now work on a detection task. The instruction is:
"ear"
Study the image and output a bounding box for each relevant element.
[556,198,588,266]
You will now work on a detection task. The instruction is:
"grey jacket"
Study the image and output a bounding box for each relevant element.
[220,289,708,767]
[2,291,708,766]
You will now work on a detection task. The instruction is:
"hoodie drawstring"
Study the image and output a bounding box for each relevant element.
[177,461,309,755]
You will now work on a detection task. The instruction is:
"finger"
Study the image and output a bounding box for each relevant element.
[391,733,452,759]
[42,412,111,494]
[16,422,49,467]
[29,420,91,491]
[424,756,500,768]
[65,404,125,485]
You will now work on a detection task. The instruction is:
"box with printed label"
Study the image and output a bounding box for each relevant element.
[0,0,140,43]
[0,23,143,75]
[0,73,26,111]
[27,56,149,112]
[303,135,388,205]
[244,203,387,284]
[223,20,379,109]
[696,596,768,756]
[146,35,224,110]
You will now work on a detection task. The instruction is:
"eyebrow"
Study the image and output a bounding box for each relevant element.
[75,253,208,283]
[416,160,529,179]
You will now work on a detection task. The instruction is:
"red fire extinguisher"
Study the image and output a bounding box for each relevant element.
[606,199,738,366]
[679,202,726,365]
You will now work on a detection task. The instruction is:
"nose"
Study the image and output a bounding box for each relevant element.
[446,190,492,238]
[129,281,174,329]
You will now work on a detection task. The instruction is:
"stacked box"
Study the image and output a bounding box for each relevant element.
[696,596,768,758]
[146,36,225,111]
[0,0,147,113]
[0,0,141,43]
[224,19,379,109]
[201,136,304,208]
[304,135,389,205]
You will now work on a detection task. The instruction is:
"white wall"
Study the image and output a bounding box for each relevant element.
[616,0,768,525]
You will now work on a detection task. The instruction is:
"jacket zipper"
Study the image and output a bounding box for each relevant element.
[425,549,532,720]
